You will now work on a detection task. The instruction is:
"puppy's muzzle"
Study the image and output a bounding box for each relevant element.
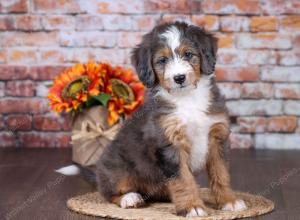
[173,74,186,85]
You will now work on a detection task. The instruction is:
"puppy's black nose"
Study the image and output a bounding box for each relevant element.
[173,74,186,85]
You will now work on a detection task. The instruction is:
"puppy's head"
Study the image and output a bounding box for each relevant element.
[131,22,217,94]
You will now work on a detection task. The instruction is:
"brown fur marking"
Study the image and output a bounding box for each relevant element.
[206,122,236,208]
[168,150,206,215]
[160,114,206,215]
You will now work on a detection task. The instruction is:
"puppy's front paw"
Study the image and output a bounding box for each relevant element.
[120,192,144,208]
[222,199,247,212]
[186,207,208,218]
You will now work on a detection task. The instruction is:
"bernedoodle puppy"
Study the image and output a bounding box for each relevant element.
[96,21,247,217]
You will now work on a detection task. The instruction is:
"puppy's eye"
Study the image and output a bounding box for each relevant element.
[157,57,168,65]
[184,51,193,59]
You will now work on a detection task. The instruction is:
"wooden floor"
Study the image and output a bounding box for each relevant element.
[0,148,299,220]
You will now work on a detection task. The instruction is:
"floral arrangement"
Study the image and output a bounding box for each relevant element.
[48,63,145,125]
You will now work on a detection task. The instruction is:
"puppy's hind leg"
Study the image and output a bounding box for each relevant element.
[206,123,247,211]
[110,177,145,209]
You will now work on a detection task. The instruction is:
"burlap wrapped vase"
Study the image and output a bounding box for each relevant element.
[71,106,121,167]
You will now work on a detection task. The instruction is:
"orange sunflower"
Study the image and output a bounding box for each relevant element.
[48,63,106,114]
[48,62,145,126]
[106,67,145,125]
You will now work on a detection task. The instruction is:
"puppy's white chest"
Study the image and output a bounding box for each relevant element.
[158,77,213,172]
[175,105,210,172]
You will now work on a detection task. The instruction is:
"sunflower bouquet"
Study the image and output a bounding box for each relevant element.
[48,63,145,166]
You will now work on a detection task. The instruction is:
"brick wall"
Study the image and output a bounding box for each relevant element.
[0,0,299,149]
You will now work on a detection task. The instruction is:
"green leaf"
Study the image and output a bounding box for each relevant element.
[91,93,111,107]
[86,97,97,108]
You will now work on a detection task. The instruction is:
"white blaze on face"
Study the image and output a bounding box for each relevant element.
[161,26,181,54]
[160,26,193,85]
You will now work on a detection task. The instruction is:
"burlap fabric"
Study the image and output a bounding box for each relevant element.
[71,106,120,167]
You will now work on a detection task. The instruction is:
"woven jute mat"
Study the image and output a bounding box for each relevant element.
[67,188,274,220]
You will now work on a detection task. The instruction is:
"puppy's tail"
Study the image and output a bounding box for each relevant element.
[55,165,97,186]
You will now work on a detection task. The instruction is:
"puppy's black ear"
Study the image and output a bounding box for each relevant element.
[188,26,218,75]
[131,38,156,88]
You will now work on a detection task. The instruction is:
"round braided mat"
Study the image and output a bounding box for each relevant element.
[67,188,274,220]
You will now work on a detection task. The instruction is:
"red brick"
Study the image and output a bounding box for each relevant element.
[63,48,96,63]
[215,33,234,48]
[40,49,65,64]
[76,15,132,31]
[217,50,245,65]
[220,16,249,32]
[118,32,144,48]
[0,16,14,30]
[229,133,253,149]
[0,66,28,80]
[60,31,116,48]
[92,49,127,65]
[1,32,58,47]
[294,35,300,51]
[80,0,144,14]
[0,115,4,130]
[215,66,259,82]
[281,16,300,31]
[237,117,267,133]
[0,98,48,114]
[75,15,104,31]
[36,82,51,97]
[145,0,200,13]
[5,80,35,97]
[274,84,300,99]
[227,100,283,116]
[0,132,17,147]
[131,15,160,31]
[284,101,300,116]
[241,83,273,99]
[9,49,38,64]
[261,0,300,15]
[161,14,191,24]
[28,66,67,80]
[261,66,300,82]
[0,82,4,97]
[19,132,71,148]
[101,15,132,31]
[33,0,82,13]
[218,82,241,99]
[250,16,278,32]
[202,0,261,15]
[61,117,72,131]
[33,115,71,131]
[6,115,32,131]
[246,50,277,65]
[255,134,300,149]
[0,49,7,63]
[237,33,292,49]
[268,116,297,133]
[0,0,28,13]
[14,15,42,31]
[191,15,219,31]
[278,51,300,66]
[42,15,75,30]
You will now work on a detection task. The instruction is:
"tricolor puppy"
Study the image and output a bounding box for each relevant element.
[96,22,247,217]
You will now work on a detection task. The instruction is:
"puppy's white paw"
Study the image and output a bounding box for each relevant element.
[186,207,207,218]
[120,192,144,209]
[222,199,247,212]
